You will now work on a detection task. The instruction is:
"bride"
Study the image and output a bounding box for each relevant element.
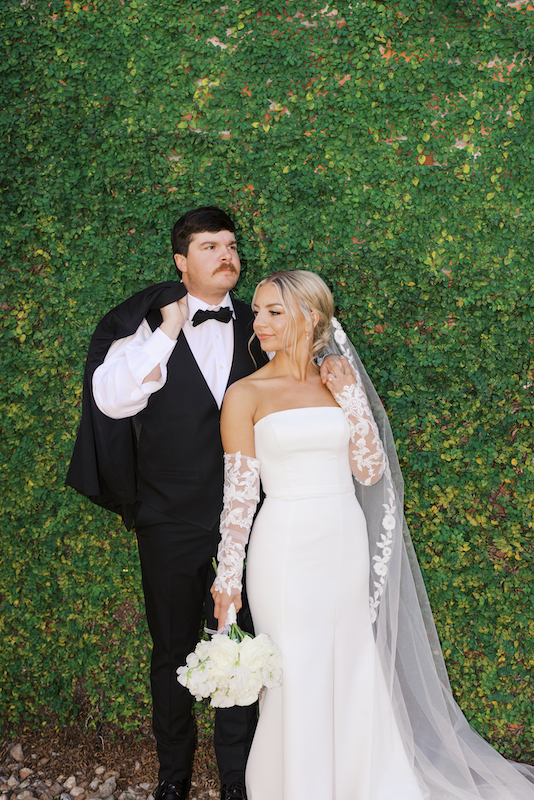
[211,270,534,800]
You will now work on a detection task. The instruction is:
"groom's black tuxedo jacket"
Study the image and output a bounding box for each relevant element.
[66,281,266,530]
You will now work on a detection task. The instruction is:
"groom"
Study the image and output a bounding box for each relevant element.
[67,207,268,800]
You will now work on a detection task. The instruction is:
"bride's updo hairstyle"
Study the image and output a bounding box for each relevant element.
[252,270,334,359]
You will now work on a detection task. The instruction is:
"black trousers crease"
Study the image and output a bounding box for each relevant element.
[135,503,257,784]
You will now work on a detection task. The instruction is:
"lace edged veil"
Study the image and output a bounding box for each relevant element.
[329,318,534,800]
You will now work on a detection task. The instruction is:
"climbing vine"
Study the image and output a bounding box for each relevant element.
[1,0,533,756]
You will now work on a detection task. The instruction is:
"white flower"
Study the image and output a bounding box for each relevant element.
[382,514,396,531]
[239,634,271,670]
[331,317,348,344]
[372,555,389,576]
[208,636,240,669]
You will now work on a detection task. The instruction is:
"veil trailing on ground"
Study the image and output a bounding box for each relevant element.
[328,318,534,800]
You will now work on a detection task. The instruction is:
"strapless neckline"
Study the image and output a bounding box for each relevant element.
[254,406,342,428]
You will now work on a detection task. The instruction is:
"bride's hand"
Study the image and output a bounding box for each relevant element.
[323,356,358,396]
[211,585,242,631]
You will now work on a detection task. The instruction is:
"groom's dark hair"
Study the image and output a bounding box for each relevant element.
[171,206,236,257]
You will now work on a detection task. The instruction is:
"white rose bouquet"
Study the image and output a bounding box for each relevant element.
[177,603,282,708]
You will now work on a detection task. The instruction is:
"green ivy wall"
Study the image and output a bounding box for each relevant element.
[1,0,533,756]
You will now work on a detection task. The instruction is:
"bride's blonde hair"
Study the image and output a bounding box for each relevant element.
[252,270,334,360]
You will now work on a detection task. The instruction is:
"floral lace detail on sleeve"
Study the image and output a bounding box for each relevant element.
[213,452,261,596]
[333,383,386,486]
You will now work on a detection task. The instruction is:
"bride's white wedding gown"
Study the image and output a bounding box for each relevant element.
[245,406,425,800]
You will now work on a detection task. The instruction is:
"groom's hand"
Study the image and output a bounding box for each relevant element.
[160,296,189,340]
[142,298,188,384]
[211,586,242,631]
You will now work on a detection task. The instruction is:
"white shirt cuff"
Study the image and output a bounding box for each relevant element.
[125,326,177,386]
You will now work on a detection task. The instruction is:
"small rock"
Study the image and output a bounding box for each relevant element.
[134,764,140,774]
[38,761,49,768]
[63,779,76,792]
[20,780,32,789]
[20,770,33,781]
[60,793,73,800]
[1,793,9,800]
[97,778,116,799]
[88,781,101,791]
[40,792,53,800]
[17,792,34,800]
[8,776,19,788]
[49,783,64,797]
[78,784,89,790]
[94,770,105,778]
[71,790,85,799]
[0,786,8,794]
[10,745,24,763]
[56,780,65,787]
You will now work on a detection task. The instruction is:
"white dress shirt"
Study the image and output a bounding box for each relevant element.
[92,292,235,418]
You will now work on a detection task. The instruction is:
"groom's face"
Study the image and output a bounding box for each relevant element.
[174,229,241,303]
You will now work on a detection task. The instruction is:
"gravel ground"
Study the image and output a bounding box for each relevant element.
[0,726,220,800]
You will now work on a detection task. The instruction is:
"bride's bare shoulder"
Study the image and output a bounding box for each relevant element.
[226,363,272,396]
[223,364,273,417]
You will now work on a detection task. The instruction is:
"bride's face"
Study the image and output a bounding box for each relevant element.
[253,283,307,352]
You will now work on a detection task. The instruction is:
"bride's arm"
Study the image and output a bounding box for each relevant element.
[324,357,386,486]
[211,382,260,630]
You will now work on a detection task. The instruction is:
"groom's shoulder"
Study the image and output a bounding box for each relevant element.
[231,295,253,319]
[90,281,185,349]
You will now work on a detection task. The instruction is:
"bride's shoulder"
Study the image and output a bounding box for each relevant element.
[223,374,258,408]
[223,366,272,414]
[227,362,271,394]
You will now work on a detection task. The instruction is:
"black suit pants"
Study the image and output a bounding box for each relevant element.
[135,503,257,784]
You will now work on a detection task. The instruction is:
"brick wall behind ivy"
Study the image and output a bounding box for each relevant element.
[1,0,533,755]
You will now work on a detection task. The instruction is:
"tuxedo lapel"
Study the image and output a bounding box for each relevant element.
[227,302,255,389]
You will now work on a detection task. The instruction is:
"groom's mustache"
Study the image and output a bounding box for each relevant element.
[214,264,237,274]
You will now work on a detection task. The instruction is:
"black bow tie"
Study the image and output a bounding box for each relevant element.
[191,307,233,327]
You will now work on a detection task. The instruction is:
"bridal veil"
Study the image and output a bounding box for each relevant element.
[329,318,534,800]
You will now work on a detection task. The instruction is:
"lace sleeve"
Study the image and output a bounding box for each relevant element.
[333,382,386,486]
[213,452,261,596]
